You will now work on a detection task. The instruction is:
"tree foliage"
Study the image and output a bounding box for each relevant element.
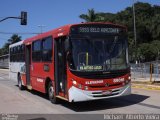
[0,34,22,55]
[79,2,160,62]
[79,8,101,22]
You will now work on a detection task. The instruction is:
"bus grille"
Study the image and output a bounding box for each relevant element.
[89,83,122,88]
[89,89,120,98]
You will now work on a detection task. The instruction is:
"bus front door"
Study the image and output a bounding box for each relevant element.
[25,45,32,89]
[54,37,67,97]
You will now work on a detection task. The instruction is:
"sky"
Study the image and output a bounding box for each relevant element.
[0,0,159,48]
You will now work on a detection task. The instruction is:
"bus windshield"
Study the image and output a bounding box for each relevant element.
[69,36,128,71]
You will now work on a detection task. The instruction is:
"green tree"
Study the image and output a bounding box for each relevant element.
[79,8,100,22]
[79,2,160,62]
[8,34,21,44]
[0,34,22,55]
[138,43,155,62]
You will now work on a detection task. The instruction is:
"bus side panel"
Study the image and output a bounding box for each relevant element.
[30,76,45,93]
[9,62,25,82]
[30,62,54,93]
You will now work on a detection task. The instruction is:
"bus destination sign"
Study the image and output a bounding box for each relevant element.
[70,24,125,35]
[79,27,119,34]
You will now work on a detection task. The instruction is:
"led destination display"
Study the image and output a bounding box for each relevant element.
[70,24,125,35]
[79,27,119,33]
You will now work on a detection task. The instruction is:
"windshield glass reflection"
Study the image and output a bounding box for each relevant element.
[69,36,128,71]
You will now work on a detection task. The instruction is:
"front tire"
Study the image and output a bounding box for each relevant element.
[18,74,24,90]
[48,81,58,104]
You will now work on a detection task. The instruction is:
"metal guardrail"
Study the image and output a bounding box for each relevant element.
[131,61,160,82]
[0,54,9,69]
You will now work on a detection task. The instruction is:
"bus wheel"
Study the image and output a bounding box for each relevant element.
[48,81,58,104]
[18,75,24,90]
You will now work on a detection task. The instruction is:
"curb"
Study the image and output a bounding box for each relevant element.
[132,83,160,91]
[0,69,9,71]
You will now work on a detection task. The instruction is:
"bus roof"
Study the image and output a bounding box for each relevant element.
[9,40,24,48]
[24,22,126,44]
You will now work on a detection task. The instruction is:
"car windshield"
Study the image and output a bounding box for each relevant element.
[69,36,128,71]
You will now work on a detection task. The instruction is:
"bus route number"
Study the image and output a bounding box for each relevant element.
[79,27,100,33]
[79,27,90,32]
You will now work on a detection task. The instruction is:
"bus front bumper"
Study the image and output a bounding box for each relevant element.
[68,83,131,102]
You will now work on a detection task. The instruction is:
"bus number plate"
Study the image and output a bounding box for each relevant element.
[102,90,112,95]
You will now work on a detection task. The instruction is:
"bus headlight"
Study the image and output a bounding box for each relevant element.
[72,79,77,85]
[128,76,131,80]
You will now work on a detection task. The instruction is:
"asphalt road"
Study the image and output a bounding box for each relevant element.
[0,69,160,120]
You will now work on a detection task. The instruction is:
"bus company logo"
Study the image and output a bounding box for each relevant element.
[113,78,124,83]
[37,78,43,83]
[85,80,104,85]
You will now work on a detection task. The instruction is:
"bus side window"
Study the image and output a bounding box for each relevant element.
[42,36,53,62]
[13,47,16,62]
[32,40,42,62]
[10,48,13,62]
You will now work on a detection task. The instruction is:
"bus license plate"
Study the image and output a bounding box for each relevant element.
[102,90,112,95]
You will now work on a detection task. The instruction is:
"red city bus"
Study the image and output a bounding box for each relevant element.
[11,22,131,103]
